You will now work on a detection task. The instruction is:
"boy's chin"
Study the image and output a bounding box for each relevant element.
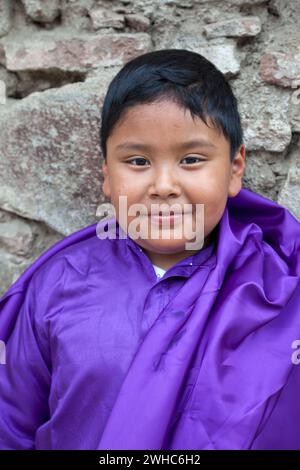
[136,238,204,255]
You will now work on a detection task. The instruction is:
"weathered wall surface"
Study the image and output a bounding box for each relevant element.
[0,0,299,296]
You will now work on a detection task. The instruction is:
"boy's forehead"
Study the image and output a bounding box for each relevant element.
[110,101,225,149]
[112,102,222,140]
[120,100,199,125]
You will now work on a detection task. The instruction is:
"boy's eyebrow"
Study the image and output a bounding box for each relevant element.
[115,138,218,152]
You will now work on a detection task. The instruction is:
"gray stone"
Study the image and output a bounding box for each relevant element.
[204,16,261,38]
[278,149,300,221]
[0,66,18,97]
[0,218,34,256]
[199,43,241,77]
[168,38,240,77]
[243,152,276,197]
[3,32,152,72]
[288,89,300,132]
[125,14,151,32]
[0,0,11,38]
[21,0,61,24]
[243,117,292,152]
[260,50,300,89]
[223,0,270,4]
[89,7,125,30]
[0,209,62,295]
[0,42,5,65]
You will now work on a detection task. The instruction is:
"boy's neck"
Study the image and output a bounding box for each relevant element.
[143,233,214,271]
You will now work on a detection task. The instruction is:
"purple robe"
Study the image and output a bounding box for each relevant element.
[0,188,300,450]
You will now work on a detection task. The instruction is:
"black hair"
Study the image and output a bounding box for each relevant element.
[100,49,243,162]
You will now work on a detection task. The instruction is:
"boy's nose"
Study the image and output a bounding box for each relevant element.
[148,168,181,199]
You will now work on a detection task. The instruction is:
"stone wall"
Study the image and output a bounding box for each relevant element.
[0,0,299,296]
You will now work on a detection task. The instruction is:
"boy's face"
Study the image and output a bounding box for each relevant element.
[102,100,246,270]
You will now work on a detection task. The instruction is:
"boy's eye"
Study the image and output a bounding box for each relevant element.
[126,157,149,166]
[181,156,205,164]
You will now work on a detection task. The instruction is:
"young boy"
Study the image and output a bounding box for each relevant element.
[0,49,299,450]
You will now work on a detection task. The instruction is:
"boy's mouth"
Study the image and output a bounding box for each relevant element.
[149,209,193,227]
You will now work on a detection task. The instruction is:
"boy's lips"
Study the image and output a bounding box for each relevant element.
[148,210,193,227]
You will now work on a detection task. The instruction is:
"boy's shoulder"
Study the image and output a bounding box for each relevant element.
[0,221,122,342]
[3,221,120,299]
[33,224,116,283]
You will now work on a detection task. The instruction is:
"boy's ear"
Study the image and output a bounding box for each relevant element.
[228,144,246,198]
[102,161,111,198]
